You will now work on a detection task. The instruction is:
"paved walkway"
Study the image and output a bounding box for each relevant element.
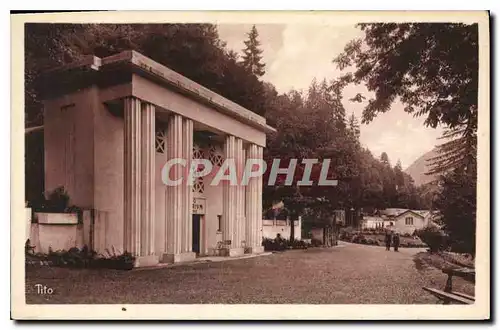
[25,243,474,304]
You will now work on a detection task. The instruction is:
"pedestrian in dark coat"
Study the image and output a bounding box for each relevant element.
[393,233,400,252]
[384,231,392,251]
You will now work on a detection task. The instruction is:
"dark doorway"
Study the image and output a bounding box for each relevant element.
[192,214,201,254]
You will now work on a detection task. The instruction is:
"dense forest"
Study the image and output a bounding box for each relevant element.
[25,23,478,253]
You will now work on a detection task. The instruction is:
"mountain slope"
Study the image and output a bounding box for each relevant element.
[404,149,440,186]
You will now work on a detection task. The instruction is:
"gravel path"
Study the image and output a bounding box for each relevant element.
[25,243,474,304]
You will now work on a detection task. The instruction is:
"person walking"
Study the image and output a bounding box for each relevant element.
[384,231,392,251]
[393,232,400,252]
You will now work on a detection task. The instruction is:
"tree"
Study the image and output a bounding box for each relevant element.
[347,112,360,140]
[434,168,476,255]
[241,25,266,77]
[395,159,403,171]
[261,77,425,233]
[380,152,390,166]
[333,23,478,175]
[333,23,478,252]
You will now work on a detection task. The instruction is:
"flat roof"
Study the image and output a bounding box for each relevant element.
[43,50,276,134]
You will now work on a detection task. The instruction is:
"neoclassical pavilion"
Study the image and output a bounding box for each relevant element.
[40,50,275,266]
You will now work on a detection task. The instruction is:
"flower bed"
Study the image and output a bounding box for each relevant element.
[262,237,322,252]
[340,229,427,248]
[25,240,136,270]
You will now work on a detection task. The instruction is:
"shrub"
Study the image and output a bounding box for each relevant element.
[448,239,474,254]
[262,237,287,251]
[34,246,135,270]
[25,239,35,255]
[262,238,274,251]
[415,226,447,252]
[290,240,308,249]
[351,234,366,244]
[28,186,82,217]
[340,227,356,241]
[311,238,323,247]
[365,238,379,246]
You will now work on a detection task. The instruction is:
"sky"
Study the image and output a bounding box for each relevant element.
[217,24,444,169]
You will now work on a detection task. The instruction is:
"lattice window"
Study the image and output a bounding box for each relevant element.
[192,177,205,194]
[208,144,224,167]
[155,129,166,153]
[192,144,205,160]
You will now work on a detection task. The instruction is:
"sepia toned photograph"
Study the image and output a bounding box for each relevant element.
[11,11,489,320]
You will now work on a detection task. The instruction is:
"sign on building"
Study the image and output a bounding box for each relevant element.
[192,197,206,215]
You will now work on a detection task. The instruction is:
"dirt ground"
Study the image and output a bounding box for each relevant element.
[25,243,474,304]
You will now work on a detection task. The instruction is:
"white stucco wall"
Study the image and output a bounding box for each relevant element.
[43,87,98,208]
[93,100,124,253]
[362,216,384,229]
[29,223,81,254]
[44,86,125,254]
[262,219,301,241]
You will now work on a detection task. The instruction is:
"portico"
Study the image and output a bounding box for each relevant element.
[40,50,275,267]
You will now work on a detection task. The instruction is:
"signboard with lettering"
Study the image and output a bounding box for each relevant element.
[192,197,206,215]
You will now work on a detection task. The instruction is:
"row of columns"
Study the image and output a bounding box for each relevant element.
[221,136,264,256]
[123,96,264,264]
[123,97,157,266]
[164,114,195,262]
[245,144,264,253]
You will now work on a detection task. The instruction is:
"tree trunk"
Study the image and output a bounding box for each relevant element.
[289,217,295,243]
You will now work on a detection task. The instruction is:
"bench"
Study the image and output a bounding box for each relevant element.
[422,287,474,304]
[423,267,475,304]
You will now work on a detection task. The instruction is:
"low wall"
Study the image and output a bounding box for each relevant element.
[26,209,113,255]
[262,218,302,241]
[29,223,82,254]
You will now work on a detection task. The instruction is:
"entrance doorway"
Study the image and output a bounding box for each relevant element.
[192,214,201,254]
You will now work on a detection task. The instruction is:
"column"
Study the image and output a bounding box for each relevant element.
[235,138,245,250]
[124,97,158,266]
[245,144,264,254]
[165,114,182,257]
[140,102,155,257]
[256,145,264,252]
[221,135,244,256]
[222,135,235,248]
[123,97,141,256]
[162,114,196,263]
[245,144,256,251]
[182,118,194,253]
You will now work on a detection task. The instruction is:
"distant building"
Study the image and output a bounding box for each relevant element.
[361,208,435,234]
[333,209,346,226]
[262,218,302,241]
[361,216,384,229]
[262,204,302,240]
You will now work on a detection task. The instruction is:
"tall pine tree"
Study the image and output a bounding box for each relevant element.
[347,112,360,140]
[241,25,266,77]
